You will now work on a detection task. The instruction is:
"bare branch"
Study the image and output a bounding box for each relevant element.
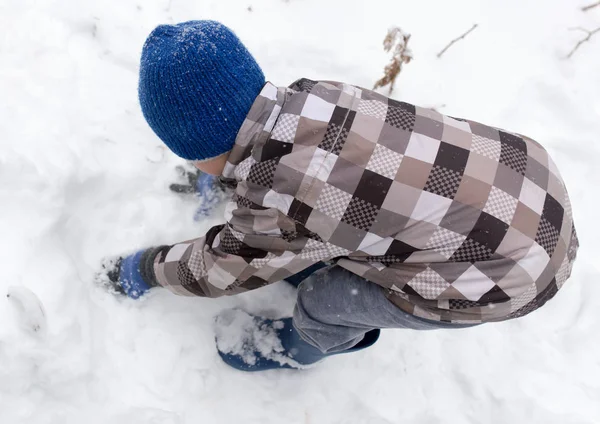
[566,26,600,58]
[582,1,600,11]
[437,24,479,58]
[373,27,413,94]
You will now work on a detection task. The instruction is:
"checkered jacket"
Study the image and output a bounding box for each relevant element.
[152,79,578,323]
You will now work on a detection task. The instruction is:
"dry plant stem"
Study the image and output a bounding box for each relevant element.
[567,26,600,58]
[373,27,413,94]
[437,24,479,58]
[582,1,600,11]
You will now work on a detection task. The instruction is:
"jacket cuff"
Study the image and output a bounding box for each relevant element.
[139,246,169,288]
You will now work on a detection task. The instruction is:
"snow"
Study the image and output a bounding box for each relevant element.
[6,286,48,337]
[0,0,599,422]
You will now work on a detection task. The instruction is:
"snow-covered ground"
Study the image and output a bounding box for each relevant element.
[1,0,599,422]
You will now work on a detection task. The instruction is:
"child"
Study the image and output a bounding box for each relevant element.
[99,20,578,371]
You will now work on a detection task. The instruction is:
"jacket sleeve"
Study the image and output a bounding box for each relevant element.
[151,196,333,297]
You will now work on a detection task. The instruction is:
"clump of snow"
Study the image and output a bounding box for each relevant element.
[214,309,285,366]
[215,309,305,369]
[6,286,48,338]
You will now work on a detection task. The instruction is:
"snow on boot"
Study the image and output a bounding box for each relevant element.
[214,309,380,372]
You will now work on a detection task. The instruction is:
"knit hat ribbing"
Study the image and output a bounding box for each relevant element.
[138,21,265,160]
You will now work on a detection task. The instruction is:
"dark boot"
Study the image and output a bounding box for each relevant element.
[215,311,380,372]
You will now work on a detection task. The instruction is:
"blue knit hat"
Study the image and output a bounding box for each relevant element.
[138,21,265,160]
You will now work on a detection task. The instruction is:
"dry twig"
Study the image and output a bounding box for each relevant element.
[567,26,600,58]
[582,1,600,11]
[437,24,478,58]
[373,27,413,94]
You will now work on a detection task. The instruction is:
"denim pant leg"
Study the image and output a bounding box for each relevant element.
[293,265,476,354]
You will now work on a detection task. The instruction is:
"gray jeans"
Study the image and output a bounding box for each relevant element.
[293,266,477,354]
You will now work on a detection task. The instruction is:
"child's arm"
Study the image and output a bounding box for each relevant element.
[149,202,334,297]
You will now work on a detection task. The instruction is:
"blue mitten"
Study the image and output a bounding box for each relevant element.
[119,251,152,299]
[97,247,166,299]
[194,172,223,220]
[169,166,226,220]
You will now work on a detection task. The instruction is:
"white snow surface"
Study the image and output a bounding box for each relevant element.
[0,0,599,422]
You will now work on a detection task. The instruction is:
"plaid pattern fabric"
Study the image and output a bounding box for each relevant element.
[153,79,579,323]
